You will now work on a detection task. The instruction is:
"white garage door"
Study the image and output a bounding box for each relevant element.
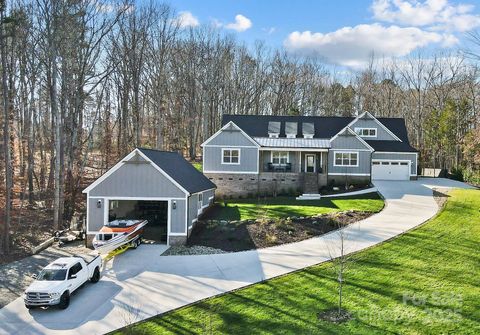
[372,161,410,180]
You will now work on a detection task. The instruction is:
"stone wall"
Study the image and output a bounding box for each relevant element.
[169,236,187,245]
[205,172,329,197]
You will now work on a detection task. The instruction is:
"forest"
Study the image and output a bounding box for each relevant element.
[1,0,479,255]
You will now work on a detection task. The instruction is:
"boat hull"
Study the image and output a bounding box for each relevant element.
[93,220,147,254]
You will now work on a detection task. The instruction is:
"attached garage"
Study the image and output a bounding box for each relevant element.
[372,160,410,180]
[83,148,216,246]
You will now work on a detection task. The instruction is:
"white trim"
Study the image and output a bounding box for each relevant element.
[328,173,371,176]
[354,127,377,138]
[83,150,137,193]
[268,133,279,138]
[259,147,328,152]
[333,151,359,167]
[201,121,260,148]
[100,196,184,201]
[330,127,374,152]
[332,148,371,152]
[349,111,402,142]
[185,194,188,235]
[271,151,289,165]
[204,170,257,175]
[190,188,215,196]
[203,144,257,148]
[286,133,296,139]
[305,154,316,173]
[167,200,171,245]
[135,150,190,195]
[191,218,198,224]
[372,159,411,162]
[169,233,188,236]
[221,148,241,165]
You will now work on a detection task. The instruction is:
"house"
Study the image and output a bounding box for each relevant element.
[83,148,216,246]
[202,112,417,197]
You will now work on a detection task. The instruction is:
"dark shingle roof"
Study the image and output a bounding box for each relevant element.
[221,114,415,150]
[138,148,215,194]
[366,140,418,152]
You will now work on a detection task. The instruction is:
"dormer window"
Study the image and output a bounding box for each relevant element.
[302,122,314,138]
[268,121,280,138]
[355,128,377,138]
[285,122,297,138]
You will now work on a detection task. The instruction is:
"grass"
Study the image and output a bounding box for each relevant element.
[116,189,480,334]
[206,193,384,221]
[191,161,202,172]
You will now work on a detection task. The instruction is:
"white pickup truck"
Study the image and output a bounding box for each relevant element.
[24,254,102,309]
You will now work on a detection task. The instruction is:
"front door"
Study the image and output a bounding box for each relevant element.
[305,154,315,173]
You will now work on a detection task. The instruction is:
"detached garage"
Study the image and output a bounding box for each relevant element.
[83,148,216,246]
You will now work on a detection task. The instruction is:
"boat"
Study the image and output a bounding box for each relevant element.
[92,219,148,254]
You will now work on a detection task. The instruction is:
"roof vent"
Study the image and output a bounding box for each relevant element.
[268,121,280,138]
[285,122,297,138]
[302,122,314,138]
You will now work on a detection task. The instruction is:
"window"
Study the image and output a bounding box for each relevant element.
[222,149,240,164]
[334,152,358,166]
[355,128,377,137]
[198,193,203,208]
[400,162,408,166]
[372,161,380,165]
[272,151,288,165]
[68,262,83,279]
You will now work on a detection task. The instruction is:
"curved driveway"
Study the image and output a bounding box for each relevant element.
[0,178,474,335]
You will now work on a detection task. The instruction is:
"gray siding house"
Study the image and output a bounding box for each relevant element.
[202,112,418,197]
[83,148,216,246]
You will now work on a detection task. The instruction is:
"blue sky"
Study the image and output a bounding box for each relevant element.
[171,0,480,68]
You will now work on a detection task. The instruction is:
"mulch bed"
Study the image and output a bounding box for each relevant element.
[188,211,375,252]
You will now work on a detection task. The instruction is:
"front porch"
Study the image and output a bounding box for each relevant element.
[259,150,328,194]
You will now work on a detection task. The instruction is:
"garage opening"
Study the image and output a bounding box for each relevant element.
[108,200,168,243]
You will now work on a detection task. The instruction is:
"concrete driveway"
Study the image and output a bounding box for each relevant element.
[0,178,474,335]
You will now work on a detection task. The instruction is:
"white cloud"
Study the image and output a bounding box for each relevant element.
[284,24,452,68]
[372,0,480,32]
[225,14,252,32]
[177,11,199,28]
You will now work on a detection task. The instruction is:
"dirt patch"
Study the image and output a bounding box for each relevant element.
[0,206,56,265]
[188,211,374,252]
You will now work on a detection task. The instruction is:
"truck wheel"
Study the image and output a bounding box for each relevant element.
[90,267,100,283]
[58,291,70,309]
[25,304,35,310]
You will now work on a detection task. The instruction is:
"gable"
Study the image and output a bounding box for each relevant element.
[89,161,186,198]
[204,123,258,147]
[330,128,372,150]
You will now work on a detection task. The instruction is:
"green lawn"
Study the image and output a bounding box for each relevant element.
[191,161,202,172]
[207,193,384,220]
[117,189,480,335]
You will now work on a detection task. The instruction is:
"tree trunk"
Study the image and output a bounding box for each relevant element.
[1,3,12,254]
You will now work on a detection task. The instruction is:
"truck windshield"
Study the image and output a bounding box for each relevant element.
[37,269,67,281]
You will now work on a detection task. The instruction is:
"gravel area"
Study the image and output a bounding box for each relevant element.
[161,245,228,256]
[0,240,93,309]
[432,188,450,208]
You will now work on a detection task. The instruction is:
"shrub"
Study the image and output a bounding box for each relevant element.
[265,232,277,244]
